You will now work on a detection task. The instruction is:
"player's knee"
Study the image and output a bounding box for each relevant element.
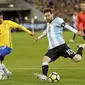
[42,56,51,62]
[72,54,82,63]
[42,56,51,66]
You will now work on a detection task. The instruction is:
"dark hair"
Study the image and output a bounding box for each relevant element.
[43,8,53,14]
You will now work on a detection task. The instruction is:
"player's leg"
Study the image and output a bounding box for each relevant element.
[0,58,4,80]
[2,64,11,75]
[2,64,12,79]
[0,49,5,80]
[0,54,12,78]
[70,34,76,42]
[61,43,85,62]
[0,55,11,78]
[42,56,51,76]
[83,29,85,40]
[0,46,12,80]
[73,34,76,41]
[34,48,60,81]
[72,44,85,62]
[34,56,50,81]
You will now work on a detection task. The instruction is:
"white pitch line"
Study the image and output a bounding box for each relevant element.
[9,67,85,70]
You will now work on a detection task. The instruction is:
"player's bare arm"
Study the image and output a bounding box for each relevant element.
[7,20,35,36]
[30,32,35,36]
[63,23,85,36]
[34,30,47,42]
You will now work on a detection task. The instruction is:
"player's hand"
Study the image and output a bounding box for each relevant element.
[30,32,35,36]
[34,38,39,42]
[77,31,85,36]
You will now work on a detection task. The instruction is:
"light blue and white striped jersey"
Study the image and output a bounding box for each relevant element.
[46,17,65,49]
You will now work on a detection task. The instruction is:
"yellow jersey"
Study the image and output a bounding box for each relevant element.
[0,20,32,48]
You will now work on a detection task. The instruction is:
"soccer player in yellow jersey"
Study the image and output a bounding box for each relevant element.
[0,11,35,80]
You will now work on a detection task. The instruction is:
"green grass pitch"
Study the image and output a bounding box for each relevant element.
[0,31,85,85]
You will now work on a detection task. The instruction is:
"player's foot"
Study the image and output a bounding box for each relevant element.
[0,71,5,80]
[77,44,85,49]
[34,73,47,81]
[2,71,12,80]
[6,71,12,79]
[70,39,74,42]
[0,75,3,80]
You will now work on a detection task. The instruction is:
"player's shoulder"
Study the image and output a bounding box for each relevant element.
[78,11,83,16]
[3,20,12,23]
[54,17,64,22]
[53,17,64,24]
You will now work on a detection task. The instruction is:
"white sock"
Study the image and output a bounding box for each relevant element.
[0,61,4,77]
[2,64,10,74]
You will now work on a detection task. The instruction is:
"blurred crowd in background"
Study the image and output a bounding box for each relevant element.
[26,0,81,12]
[25,0,82,27]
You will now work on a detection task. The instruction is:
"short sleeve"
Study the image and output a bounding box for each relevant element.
[54,17,64,27]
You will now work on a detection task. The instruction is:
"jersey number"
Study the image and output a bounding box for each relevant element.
[66,49,73,55]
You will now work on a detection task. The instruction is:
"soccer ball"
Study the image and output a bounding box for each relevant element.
[48,72,60,83]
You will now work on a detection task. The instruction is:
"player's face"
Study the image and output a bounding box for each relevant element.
[44,12,53,23]
[81,3,85,12]
[0,15,3,24]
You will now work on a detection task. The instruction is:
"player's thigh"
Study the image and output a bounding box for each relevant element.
[60,44,75,59]
[0,46,12,56]
[44,49,60,62]
[0,56,5,62]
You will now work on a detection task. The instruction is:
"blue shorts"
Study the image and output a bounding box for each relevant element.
[0,46,12,56]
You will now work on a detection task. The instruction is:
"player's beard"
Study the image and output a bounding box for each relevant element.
[47,19,52,23]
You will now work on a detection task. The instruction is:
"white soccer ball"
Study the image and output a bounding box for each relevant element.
[48,72,60,83]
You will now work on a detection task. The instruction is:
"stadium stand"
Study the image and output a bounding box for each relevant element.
[25,0,82,26]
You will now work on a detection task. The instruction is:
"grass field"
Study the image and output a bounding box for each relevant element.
[0,31,85,85]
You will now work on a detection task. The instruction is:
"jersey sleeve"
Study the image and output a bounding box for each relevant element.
[54,17,65,27]
[7,20,32,34]
[38,29,47,39]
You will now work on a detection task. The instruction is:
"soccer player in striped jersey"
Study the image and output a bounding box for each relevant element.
[0,12,35,80]
[34,8,85,81]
